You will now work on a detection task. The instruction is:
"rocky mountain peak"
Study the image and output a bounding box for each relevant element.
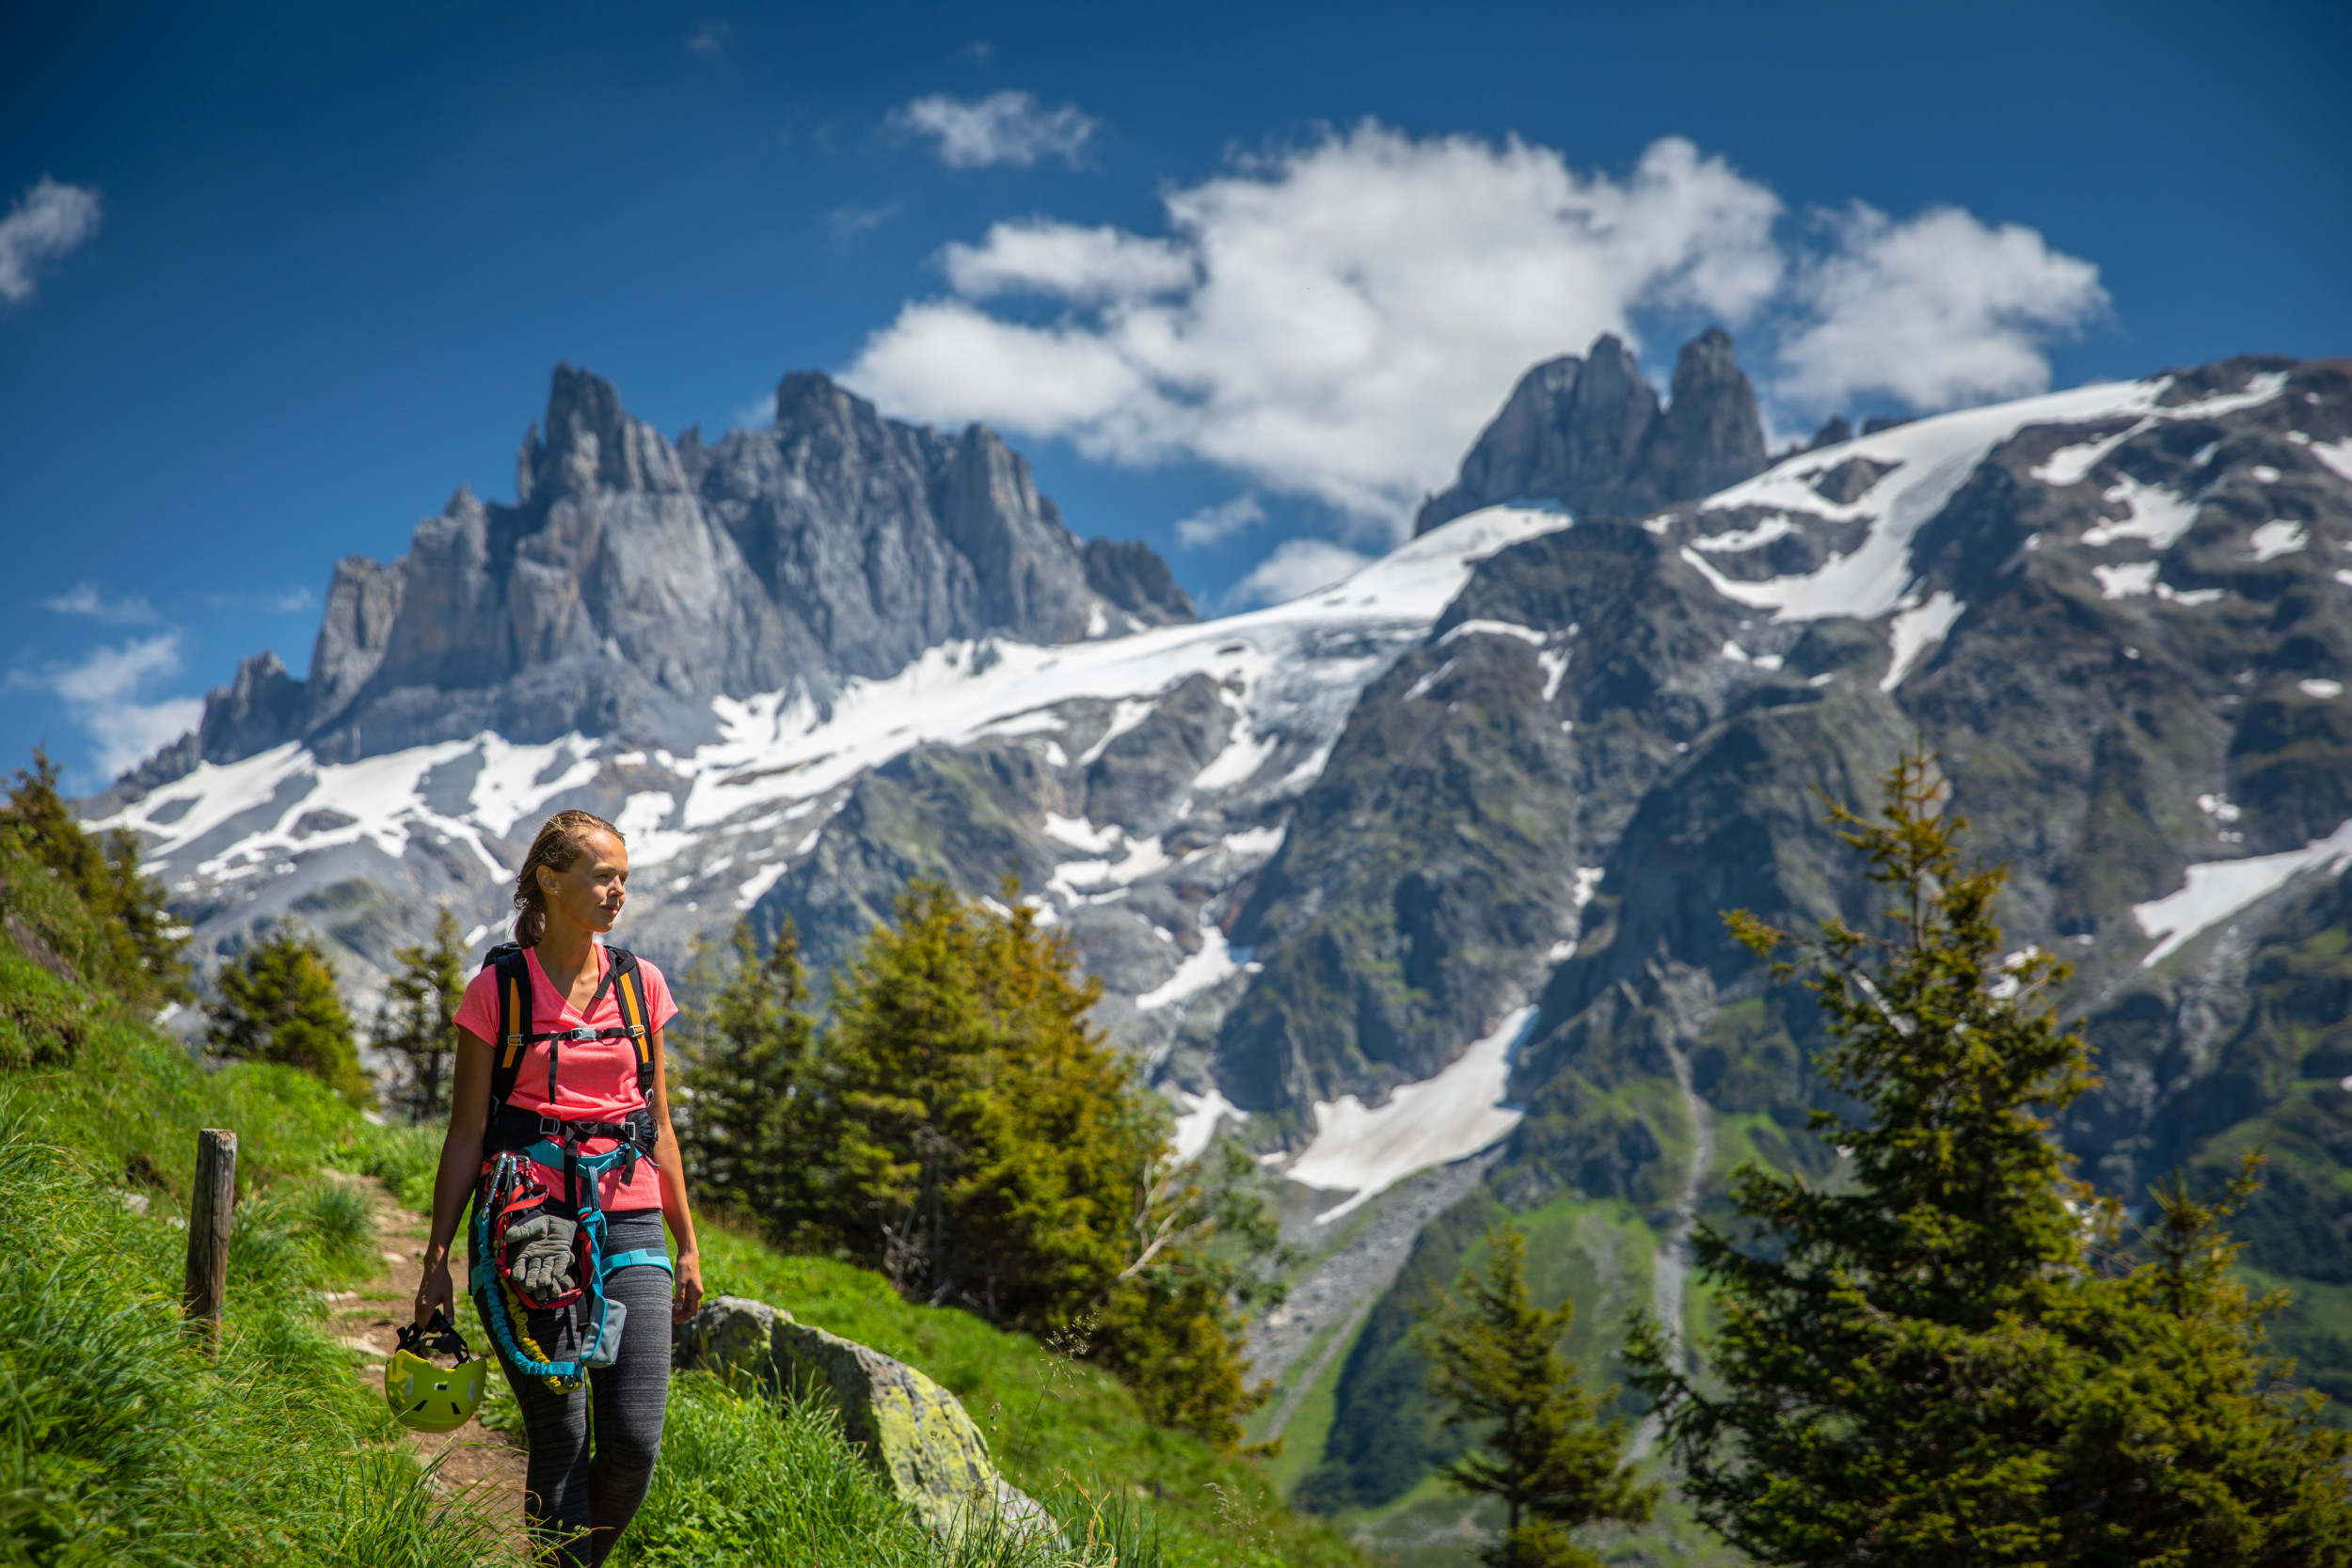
[1412,327,1770,534]
[133,363,1193,783]
[1658,325,1768,495]
[521,363,689,499]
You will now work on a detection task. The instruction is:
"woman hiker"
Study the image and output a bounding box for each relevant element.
[414,808,706,1565]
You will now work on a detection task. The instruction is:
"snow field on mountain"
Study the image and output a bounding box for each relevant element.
[1678,371,2294,631]
[2133,817,2352,967]
[674,504,1573,831]
[1283,1006,1539,1224]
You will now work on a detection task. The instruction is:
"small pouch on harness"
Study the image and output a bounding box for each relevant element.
[582,1298,628,1369]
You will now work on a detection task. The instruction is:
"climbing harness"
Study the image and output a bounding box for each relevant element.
[386,1309,486,1433]
[469,942,674,1393]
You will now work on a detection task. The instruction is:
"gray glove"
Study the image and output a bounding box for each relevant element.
[505,1213,579,1303]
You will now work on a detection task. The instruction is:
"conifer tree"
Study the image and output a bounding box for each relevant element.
[1418,1224,1655,1568]
[806,878,1280,1445]
[1630,750,2352,1565]
[1,750,191,1005]
[371,907,466,1119]
[209,925,372,1107]
[681,918,823,1240]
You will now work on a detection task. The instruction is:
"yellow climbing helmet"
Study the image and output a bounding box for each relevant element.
[386,1311,486,1433]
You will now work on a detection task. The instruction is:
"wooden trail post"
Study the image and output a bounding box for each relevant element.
[183,1128,236,1347]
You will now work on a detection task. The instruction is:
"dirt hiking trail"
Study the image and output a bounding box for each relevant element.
[326,1182,529,1554]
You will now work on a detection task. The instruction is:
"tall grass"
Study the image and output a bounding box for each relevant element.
[621,1376,1169,1568]
[0,1101,517,1565]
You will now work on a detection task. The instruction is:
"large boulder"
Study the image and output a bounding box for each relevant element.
[675,1295,1053,1540]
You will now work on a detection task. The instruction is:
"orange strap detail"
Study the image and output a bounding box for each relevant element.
[617,969,650,1066]
[500,975,523,1069]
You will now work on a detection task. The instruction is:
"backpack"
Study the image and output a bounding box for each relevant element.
[480,941,657,1131]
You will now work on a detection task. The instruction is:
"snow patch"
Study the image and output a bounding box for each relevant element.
[1044,813,1122,853]
[1689,515,1801,553]
[1438,619,1546,648]
[2249,521,2309,562]
[2309,437,2352,483]
[1882,592,1963,691]
[1048,833,1170,899]
[2134,818,2352,967]
[1537,648,1569,702]
[1286,1006,1536,1224]
[2082,478,2200,550]
[1404,658,1456,702]
[2031,420,2151,486]
[1720,641,1784,672]
[469,735,601,837]
[1079,699,1159,766]
[1193,722,1278,790]
[1170,1088,1242,1164]
[613,792,696,869]
[1136,924,1239,1012]
[2093,562,2160,600]
[735,862,786,911]
[1221,823,1286,858]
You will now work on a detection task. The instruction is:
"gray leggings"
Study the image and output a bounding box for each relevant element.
[473,1209,673,1567]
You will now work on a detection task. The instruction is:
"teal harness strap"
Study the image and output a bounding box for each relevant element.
[604,1248,673,1275]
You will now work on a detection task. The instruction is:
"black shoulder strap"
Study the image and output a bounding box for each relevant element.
[603,946,658,1101]
[483,943,532,1117]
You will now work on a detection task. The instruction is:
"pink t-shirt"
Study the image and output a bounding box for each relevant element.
[454,943,679,1212]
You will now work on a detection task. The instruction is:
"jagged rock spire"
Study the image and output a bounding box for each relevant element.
[1413,327,1770,535]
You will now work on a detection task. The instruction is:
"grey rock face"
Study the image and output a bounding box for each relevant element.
[1411,327,1769,535]
[1083,538,1198,626]
[141,365,1191,781]
[1270,353,2352,1516]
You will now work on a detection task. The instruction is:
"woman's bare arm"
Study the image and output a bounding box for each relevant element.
[413,1027,493,1328]
[645,1027,705,1322]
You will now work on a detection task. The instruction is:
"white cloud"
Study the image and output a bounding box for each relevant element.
[1224,538,1374,610]
[1176,494,1267,549]
[847,126,1784,530]
[945,223,1193,302]
[0,178,102,304]
[888,91,1100,169]
[685,21,728,54]
[1775,203,2107,414]
[842,124,2105,537]
[8,633,200,778]
[42,583,156,623]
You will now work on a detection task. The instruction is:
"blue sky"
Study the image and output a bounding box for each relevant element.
[3,0,2346,787]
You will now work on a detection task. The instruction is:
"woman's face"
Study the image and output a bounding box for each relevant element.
[536,829,628,936]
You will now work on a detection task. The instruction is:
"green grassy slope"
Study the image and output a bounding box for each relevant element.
[696,1229,1360,1568]
[0,838,516,1565]
[0,838,1354,1566]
